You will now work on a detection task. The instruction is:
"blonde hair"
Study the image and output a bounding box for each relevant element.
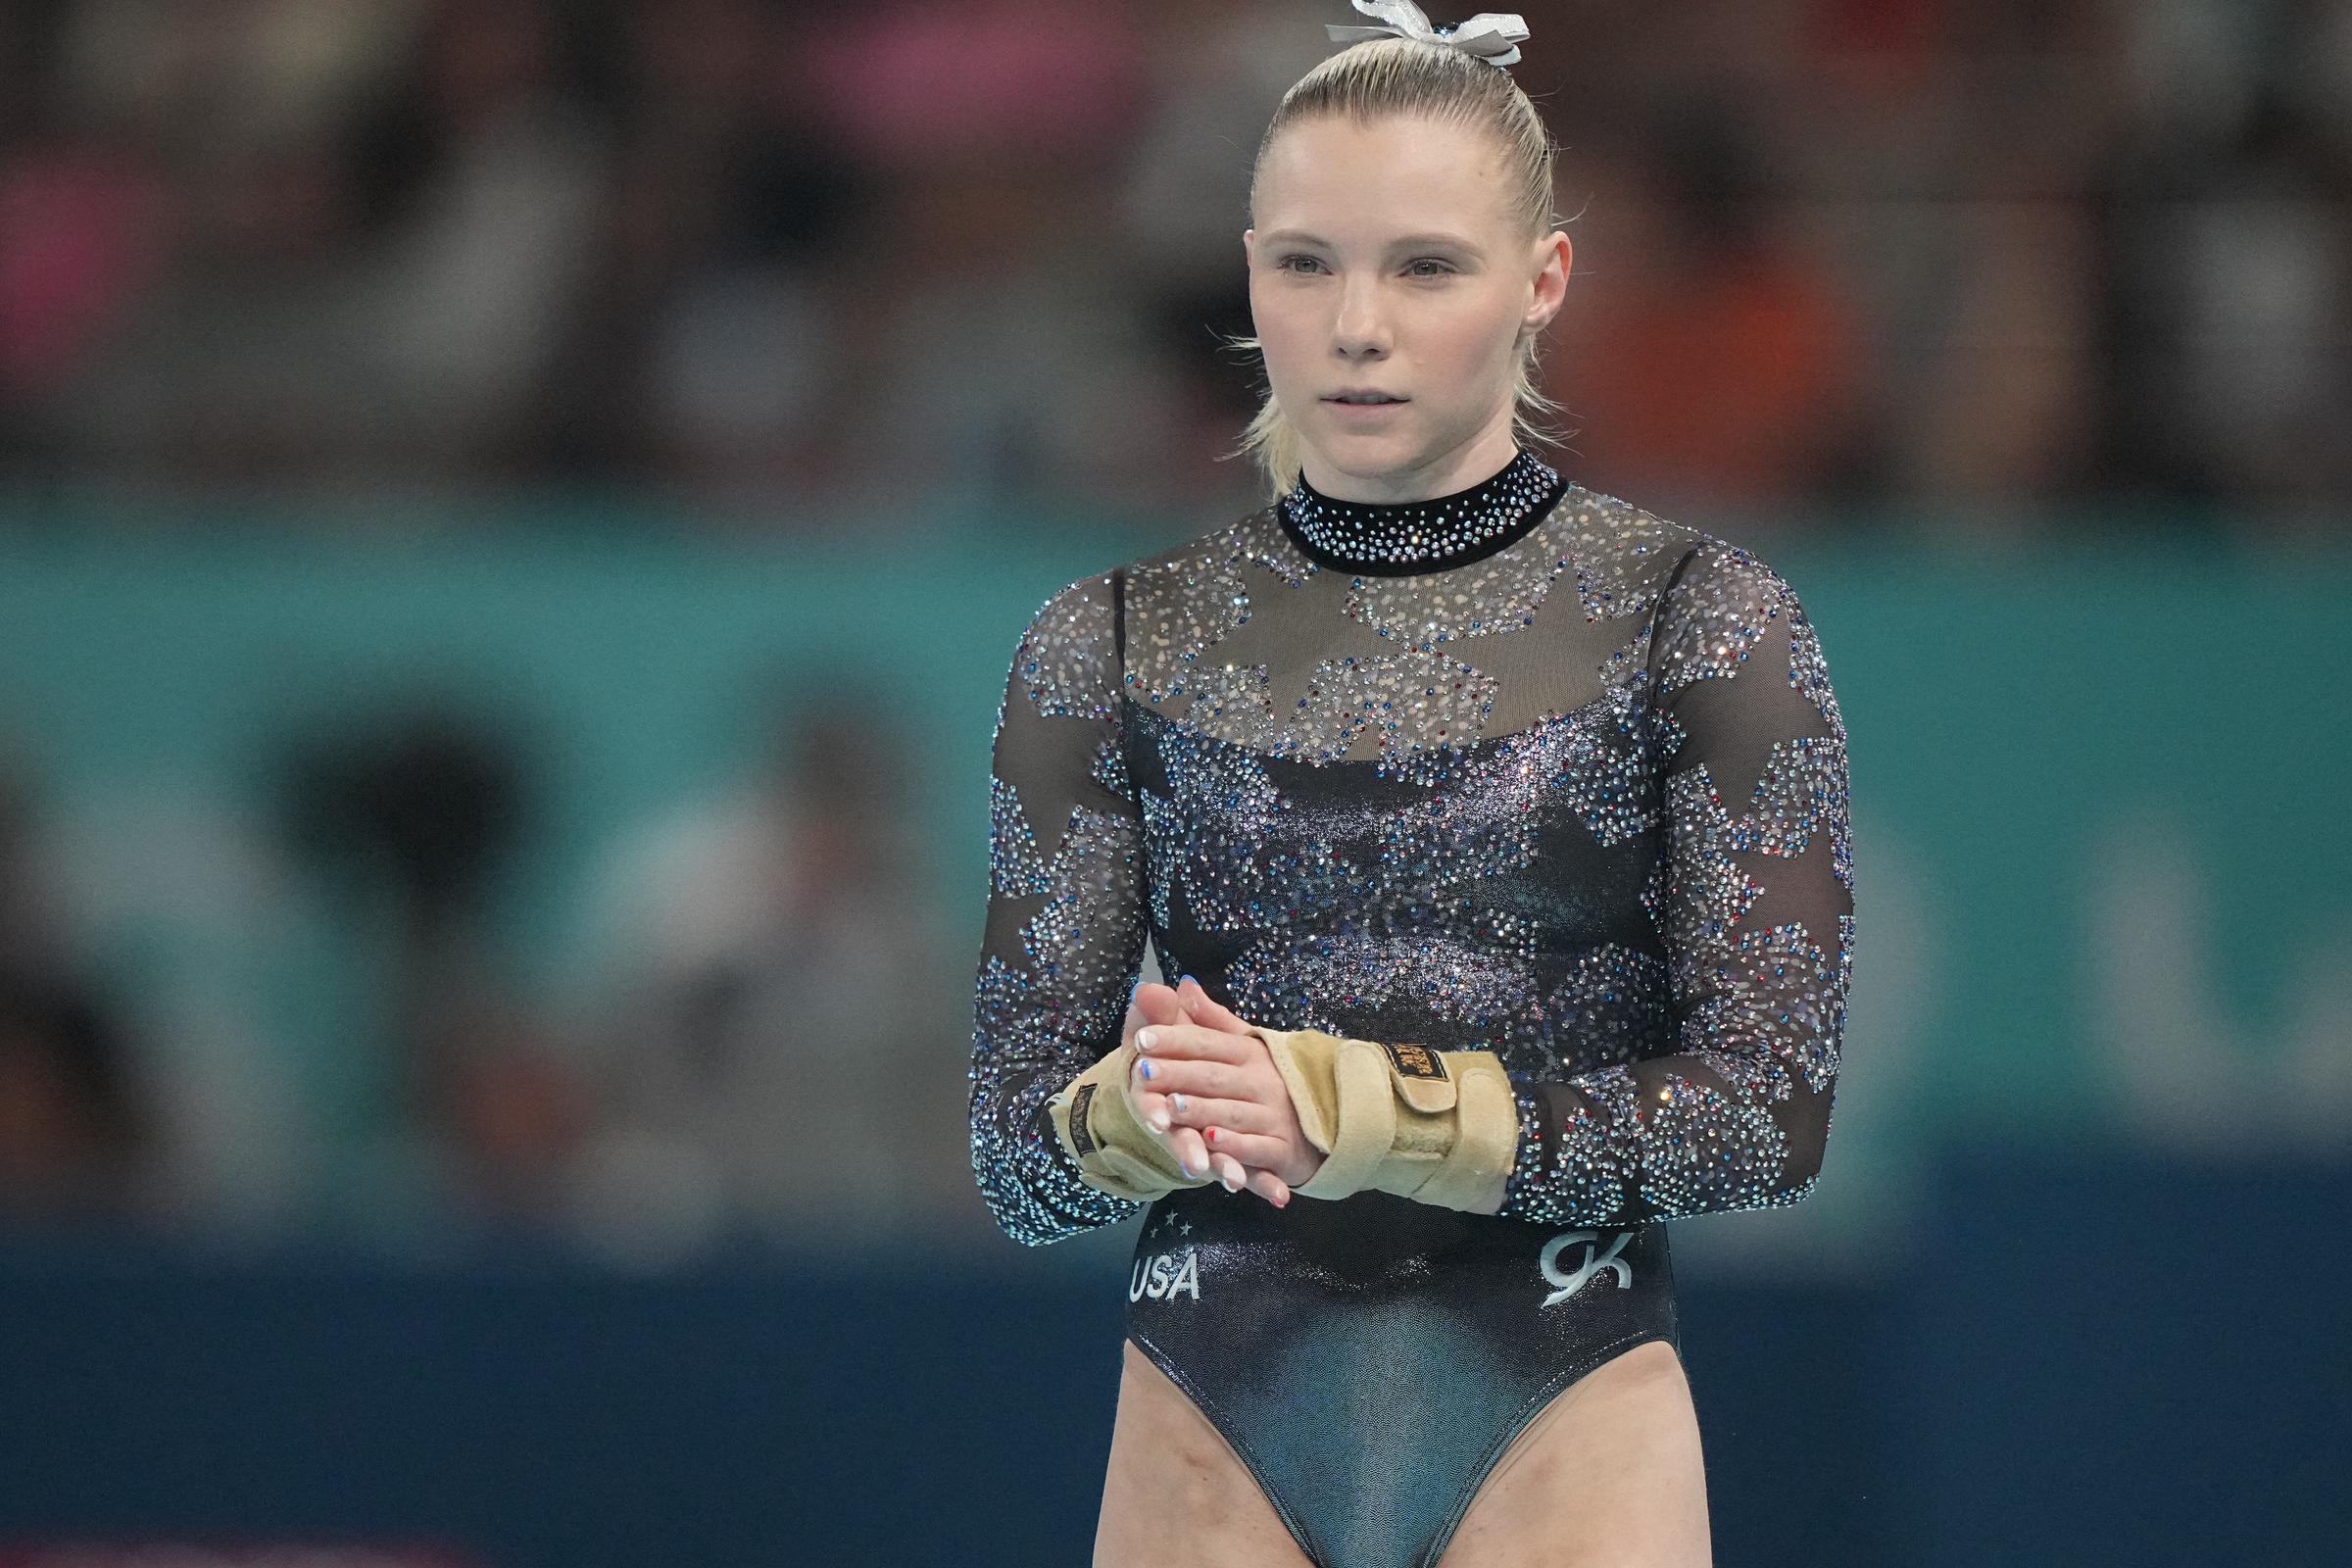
[1222,35,1574,502]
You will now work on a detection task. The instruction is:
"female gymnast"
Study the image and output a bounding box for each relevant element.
[968,5,1855,1564]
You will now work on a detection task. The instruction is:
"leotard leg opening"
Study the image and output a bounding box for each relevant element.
[1123,1188,1681,1568]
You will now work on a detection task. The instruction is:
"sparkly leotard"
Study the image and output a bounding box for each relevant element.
[970,449,1854,1568]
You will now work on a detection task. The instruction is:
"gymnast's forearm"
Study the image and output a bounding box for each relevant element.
[1244,1025,1517,1213]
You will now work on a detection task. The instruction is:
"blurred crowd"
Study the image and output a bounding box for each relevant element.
[0,0,2344,531]
[0,676,977,1261]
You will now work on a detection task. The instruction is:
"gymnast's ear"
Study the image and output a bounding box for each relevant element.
[1523,227,1571,335]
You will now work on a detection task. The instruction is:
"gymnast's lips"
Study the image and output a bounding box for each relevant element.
[1323,391,1410,416]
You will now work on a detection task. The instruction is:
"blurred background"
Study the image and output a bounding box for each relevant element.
[0,0,2344,1563]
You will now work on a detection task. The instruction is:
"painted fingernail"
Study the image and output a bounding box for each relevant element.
[1170,1094,1187,1112]
[1139,1060,1154,1080]
[1204,1126,1218,1143]
[1137,1029,1155,1052]
[1150,1109,1170,1131]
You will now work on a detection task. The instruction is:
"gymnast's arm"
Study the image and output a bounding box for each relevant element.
[1242,539,1853,1225]
[1496,538,1854,1226]
[966,571,1203,1247]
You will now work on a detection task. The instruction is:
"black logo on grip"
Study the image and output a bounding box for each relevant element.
[1383,1041,1448,1080]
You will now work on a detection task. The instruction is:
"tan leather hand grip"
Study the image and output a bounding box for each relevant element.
[1248,1025,1517,1212]
[1046,1041,1213,1201]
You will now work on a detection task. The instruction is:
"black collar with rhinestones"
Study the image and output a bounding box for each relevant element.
[1274,449,1568,575]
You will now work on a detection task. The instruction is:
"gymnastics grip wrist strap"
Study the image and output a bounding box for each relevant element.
[1246,1025,1517,1212]
[1046,1041,1214,1201]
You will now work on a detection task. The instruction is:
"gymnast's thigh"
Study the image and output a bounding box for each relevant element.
[1436,1339,1713,1568]
[1093,1338,1314,1568]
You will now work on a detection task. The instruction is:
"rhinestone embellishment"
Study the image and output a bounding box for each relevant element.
[1276,449,1567,574]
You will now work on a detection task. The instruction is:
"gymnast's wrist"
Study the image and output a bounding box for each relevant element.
[1248,1025,1517,1212]
[1046,1043,1212,1200]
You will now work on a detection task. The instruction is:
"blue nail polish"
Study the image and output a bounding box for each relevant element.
[1140,1060,1154,1080]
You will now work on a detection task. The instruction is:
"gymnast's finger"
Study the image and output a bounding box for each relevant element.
[1129,1050,1190,1106]
[1114,1067,1161,1128]
[1120,1069,1208,1175]
[1199,1125,1287,1173]
[1125,981,1183,1049]
[1134,1054,1250,1102]
[1213,1154,1290,1207]
[1165,1123,1211,1179]
[1160,1092,1274,1136]
[1245,1167,1293,1206]
[1130,1054,1218,1114]
[1135,1023,1253,1063]
[1177,977,1256,1038]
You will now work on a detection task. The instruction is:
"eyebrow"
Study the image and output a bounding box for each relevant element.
[1259,229,1483,253]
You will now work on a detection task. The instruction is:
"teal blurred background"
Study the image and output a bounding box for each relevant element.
[1,0,2347,1563]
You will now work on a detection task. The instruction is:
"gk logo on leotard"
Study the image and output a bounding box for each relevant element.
[1539,1230,1633,1306]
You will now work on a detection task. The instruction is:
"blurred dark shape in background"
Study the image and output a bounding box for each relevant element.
[564,666,971,1263]
[0,965,150,1224]
[275,700,529,944]
[1542,89,1877,519]
[2101,77,2352,511]
[0,749,155,1227]
[273,695,587,1231]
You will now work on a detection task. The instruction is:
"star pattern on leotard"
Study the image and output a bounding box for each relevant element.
[970,575,1152,1246]
[1498,536,1852,1227]
[1122,492,1687,774]
[972,491,1852,1247]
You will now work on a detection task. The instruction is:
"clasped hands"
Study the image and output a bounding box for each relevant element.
[1121,976,1323,1207]
[1054,977,1518,1215]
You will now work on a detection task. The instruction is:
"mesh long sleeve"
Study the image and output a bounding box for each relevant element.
[1498,538,1855,1227]
[967,572,1152,1246]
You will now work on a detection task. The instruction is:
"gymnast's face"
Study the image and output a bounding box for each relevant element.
[1246,112,1570,504]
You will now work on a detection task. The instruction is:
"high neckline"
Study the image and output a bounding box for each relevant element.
[1274,449,1567,576]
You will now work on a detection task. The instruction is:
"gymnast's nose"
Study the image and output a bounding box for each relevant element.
[1331,273,1393,357]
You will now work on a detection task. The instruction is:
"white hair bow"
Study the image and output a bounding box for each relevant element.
[1326,1,1529,68]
